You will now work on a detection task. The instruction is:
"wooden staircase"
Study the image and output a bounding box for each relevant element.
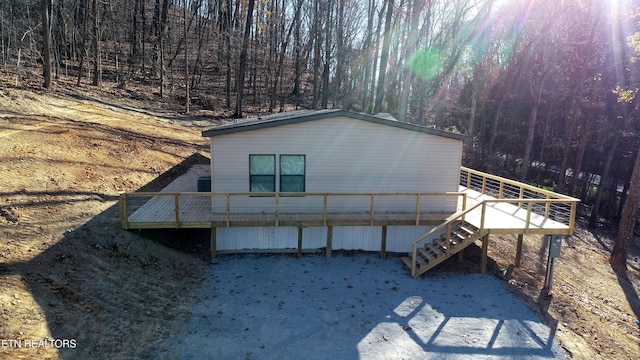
[401,220,485,278]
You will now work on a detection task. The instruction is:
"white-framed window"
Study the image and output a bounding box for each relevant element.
[249,154,275,192]
[280,155,305,192]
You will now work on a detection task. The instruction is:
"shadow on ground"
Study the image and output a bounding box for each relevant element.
[0,154,211,359]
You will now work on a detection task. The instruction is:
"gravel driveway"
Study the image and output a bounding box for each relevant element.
[156,253,564,359]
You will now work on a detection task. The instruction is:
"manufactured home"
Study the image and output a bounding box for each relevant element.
[200,109,466,253]
[120,109,578,277]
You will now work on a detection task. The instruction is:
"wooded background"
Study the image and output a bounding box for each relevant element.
[3,0,640,238]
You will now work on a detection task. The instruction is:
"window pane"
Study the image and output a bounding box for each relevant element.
[250,175,275,192]
[250,155,275,175]
[280,155,305,175]
[281,175,304,192]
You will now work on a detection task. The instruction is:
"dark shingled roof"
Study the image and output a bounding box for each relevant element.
[201,109,468,142]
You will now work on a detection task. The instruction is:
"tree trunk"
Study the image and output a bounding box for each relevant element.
[77,0,88,85]
[224,0,232,109]
[234,0,255,118]
[521,72,547,182]
[610,143,640,270]
[292,0,302,108]
[373,0,394,114]
[333,0,344,109]
[311,0,321,109]
[568,109,596,196]
[271,0,302,112]
[91,0,101,86]
[320,0,332,109]
[557,110,577,193]
[183,0,189,113]
[41,0,51,88]
[398,0,423,122]
[361,0,375,112]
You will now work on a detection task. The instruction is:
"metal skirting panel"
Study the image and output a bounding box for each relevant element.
[332,226,382,251]
[217,226,326,251]
[215,225,436,252]
[386,225,435,253]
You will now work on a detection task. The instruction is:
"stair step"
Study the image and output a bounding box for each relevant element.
[401,256,414,269]
[427,242,445,255]
[403,221,482,277]
[458,224,478,235]
[417,247,437,261]
[434,237,454,250]
[452,231,469,242]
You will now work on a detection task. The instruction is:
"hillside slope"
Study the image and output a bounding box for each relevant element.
[0,85,639,359]
[0,86,215,359]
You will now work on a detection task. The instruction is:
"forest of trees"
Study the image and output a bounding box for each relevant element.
[2,0,640,265]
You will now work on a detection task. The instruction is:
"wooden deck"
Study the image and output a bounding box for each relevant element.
[122,165,453,229]
[121,165,576,235]
[459,186,571,235]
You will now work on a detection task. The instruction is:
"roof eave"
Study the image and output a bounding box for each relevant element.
[201,109,469,143]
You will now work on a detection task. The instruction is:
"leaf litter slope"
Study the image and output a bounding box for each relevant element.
[0,87,212,359]
[0,87,638,359]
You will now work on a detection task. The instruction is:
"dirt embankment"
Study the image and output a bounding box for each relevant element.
[0,86,215,359]
[0,85,639,359]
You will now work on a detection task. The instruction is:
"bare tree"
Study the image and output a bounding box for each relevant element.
[91,0,101,86]
[41,0,51,88]
[373,0,393,114]
[235,0,255,118]
[610,140,640,270]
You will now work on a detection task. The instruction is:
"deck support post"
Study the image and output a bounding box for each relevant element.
[480,234,489,274]
[119,194,129,229]
[210,225,217,259]
[326,226,333,258]
[515,234,524,267]
[457,249,464,262]
[380,225,387,260]
[297,227,303,259]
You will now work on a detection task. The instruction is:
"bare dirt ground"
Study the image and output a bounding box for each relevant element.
[0,78,639,359]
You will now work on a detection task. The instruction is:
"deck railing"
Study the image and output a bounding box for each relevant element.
[406,167,580,277]
[459,166,579,232]
[120,191,467,229]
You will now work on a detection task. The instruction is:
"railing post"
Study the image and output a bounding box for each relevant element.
[499,181,504,199]
[466,170,472,188]
[525,201,532,233]
[480,202,486,230]
[119,193,129,229]
[369,194,375,226]
[481,176,487,194]
[323,194,328,227]
[544,194,551,217]
[226,194,230,227]
[275,193,280,227]
[411,243,417,278]
[569,201,577,233]
[174,194,180,228]
[518,187,524,208]
[446,222,451,256]
[415,194,421,226]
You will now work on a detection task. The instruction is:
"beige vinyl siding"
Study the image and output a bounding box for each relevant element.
[210,116,462,213]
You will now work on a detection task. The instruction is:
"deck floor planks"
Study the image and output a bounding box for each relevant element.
[459,186,570,233]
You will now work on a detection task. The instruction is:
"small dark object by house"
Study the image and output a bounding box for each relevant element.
[197,176,211,192]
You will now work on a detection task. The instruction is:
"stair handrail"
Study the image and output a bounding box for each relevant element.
[410,201,487,277]
[409,196,579,277]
